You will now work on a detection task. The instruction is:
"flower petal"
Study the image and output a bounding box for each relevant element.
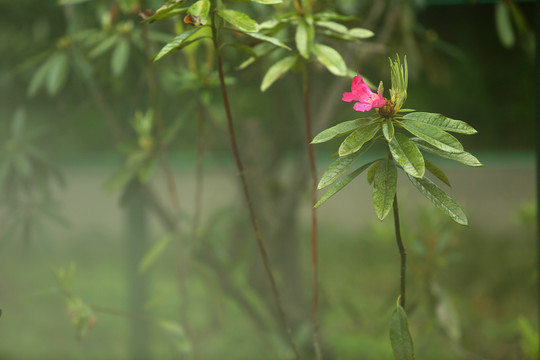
[342,92,357,102]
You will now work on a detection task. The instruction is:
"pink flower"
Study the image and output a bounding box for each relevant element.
[342,75,386,112]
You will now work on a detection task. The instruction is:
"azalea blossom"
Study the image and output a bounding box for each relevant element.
[342,75,386,112]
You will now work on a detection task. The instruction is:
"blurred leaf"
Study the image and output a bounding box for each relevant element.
[296,19,313,59]
[400,120,463,154]
[153,27,204,61]
[314,12,356,22]
[139,233,174,273]
[408,175,468,225]
[111,39,130,76]
[137,157,157,182]
[518,317,539,359]
[433,285,461,342]
[424,159,451,187]
[11,108,26,138]
[222,43,257,57]
[403,112,477,134]
[348,28,374,39]
[217,9,259,32]
[66,296,96,339]
[315,162,373,208]
[313,43,347,76]
[58,0,89,4]
[318,150,363,189]
[13,153,31,178]
[495,1,515,48]
[312,118,374,144]
[141,1,187,23]
[46,52,69,96]
[28,56,53,97]
[187,0,210,25]
[338,122,380,156]
[89,34,119,58]
[389,304,415,360]
[103,168,136,191]
[260,55,297,91]
[382,118,394,141]
[315,21,348,35]
[412,138,482,167]
[372,157,397,220]
[157,320,192,354]
[239,31,291,50]
[389,133,424,178]
[250,0,282,3]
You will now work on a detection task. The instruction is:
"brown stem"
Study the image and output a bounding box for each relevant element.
[303,67,322,360]
[212,22,301,359]
[392,193,406,309]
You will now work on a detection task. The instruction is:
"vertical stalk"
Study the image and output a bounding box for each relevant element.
[191,103,206,243]
[392,193,407,308]
[302,67,322,360]
[211,17,301,359]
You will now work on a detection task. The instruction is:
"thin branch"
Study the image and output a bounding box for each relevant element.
[302,67,322,360]
[392,193,407,309]
[211,17,301,359]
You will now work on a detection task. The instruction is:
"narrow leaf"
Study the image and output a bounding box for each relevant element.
[296,19,313,59]
[495,1,515,48]
[312,118,373,144]
[400,119,464,154]
[338,122,380,156]
[250,0,282,4]
[153,27,203,61]
[187,0,211,25]
[46,52,69,95]
[240,31,291,50]
[408,174,468,225]
[424,159,451,187]
[389,305,415,360]
[315,162,373,208]
[388,133,425,178]
[141,1,186,23]
[28,54,53,97]
[315,20,348,35]
[318,141,373,189]
[111,39,130,76]
[348,27,374,39]
[313,43,347,76]
[382,118,394,141]
[412,138,482,167]
[366,159,382,185]
[260,55,297,91]
[372,157,397,220]
[314,12,357,22]
[139,233,174,273]
[217,9,259,32]
[403,112,477,134]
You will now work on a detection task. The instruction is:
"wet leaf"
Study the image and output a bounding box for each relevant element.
[400,119,463,154]
[372,156,397,220]
[403,112,477,134]
[338,122,380,156]
[388,133,424,178]
[408,174,468,225]
[389,304,415,360]
[412,138,482,167]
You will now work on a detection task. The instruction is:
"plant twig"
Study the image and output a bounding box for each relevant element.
[211,19,301,359]
[392,193,407,309]
[302,67,322,360]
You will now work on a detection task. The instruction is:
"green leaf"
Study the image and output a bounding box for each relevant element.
[382,118,394,141]
[47,52,69,96]
[403,112,477,134]
[412,138,482,167]
[89,34,119,58]
[103,168,136,191]
[315,162,373,208]
[314,12,357,22]
[389,133,424,178]
[318,141,373,189]
[389,304,415,360]
[348,27,374,39]
[139,233,174,273]
[312,118,374,144]
[28,53,54,97]
[261,55,297,91]
[315,20,348,35]
[222,43,257,57]
[366,159,382,185]
[495,1,515,48]
[157,320,191,354]
[424,159,451,187]
[187,0,210,25]
[296,19,313,59]
[141,1,187,23]
[408,174,468,225]
[338,122,380,156]
[312,43,347,76]
[400,119,463,154]
[372,157,397,220]
[111,39,130,76]
[250,0,282,4]
[153,27,204,61]
[217,9,259,32]
[239,31,291,50]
